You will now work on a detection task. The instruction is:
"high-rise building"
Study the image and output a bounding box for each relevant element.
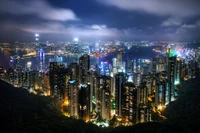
[112,58,118,75]
[0,66,5,81]
[117,52,123,72]
[100,61,111,76]
[137,83,151,123]
[79,83,90,122]
[99,76,111,120]
[79,54,90,84]
[7,67,15,85]
[35,34,40,53]
[115,72,126,118]
[123,82,137,125]
[78,54,91,121]
[38,49,45,71]
[49,62,67,100]
[167,57,178,102]
[72,38,80,63]
[68,79,79,118]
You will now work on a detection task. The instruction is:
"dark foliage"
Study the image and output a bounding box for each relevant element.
[164,76,200,133]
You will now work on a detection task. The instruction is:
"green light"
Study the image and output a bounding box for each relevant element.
[174,80,180,85]
[169,50,175,57]
[111,101,116,109]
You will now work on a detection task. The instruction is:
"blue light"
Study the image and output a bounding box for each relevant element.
[80,83,87,87]
[69,80,76,84]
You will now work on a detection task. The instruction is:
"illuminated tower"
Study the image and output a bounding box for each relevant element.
[72,38,80,63]
[35,34,40,52]
[112,58,118,75]
[38,49,45,71]
[100,61,111,76]
[126,52,133,82]
[78,54,91,121]
[123,82,137,125]
[115,72,126,118]
[117,52,123,72]
[79,54,90,84]
[49,62,67,100]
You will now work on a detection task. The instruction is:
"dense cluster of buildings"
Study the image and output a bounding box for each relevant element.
[0,39,200,127]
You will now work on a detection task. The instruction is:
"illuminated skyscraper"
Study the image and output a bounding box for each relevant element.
[112,58,118,75]
[35,34,40,53]
[73,38,80,63]
[0,66,5,81]
[123,82,137,125]
[100,61,111,76]
[38,49,45,71]
[79,54,90,84]
[78,54,91,121]
[49,62,67,100]
[115,72,126,118]
[99,76,111,120]
[137,83,151,123]
[126,53,133,82]
[68,80,79,118]
[79,83,90,122]
[117,52,123,72]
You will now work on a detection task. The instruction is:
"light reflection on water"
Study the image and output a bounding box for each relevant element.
[0,46,159,69]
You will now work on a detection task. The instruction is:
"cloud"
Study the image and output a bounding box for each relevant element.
[175,20,200,37]
[181,24,197,28]
[1,19,200,41]
[162,17,182,26]
[4,22,120,38]
[0,0,78,21]
[97,0,200,17]
[91,25,107,30]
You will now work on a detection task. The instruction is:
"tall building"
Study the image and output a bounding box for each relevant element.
[115,72,126,118]
[7,67,15,85]
[0,66,5,81]
[72,38,80,63]
[167,57,177,102]
[123,82,137,125]
[67,63,80,118]
[79,83,90,122]
[99,76,111,120]
[35,34,40,53]
[137,83,151,123]
[79,54,90,84]
[126,53,133,82]
[78,54,91,121]
[117,52,123,72]
[38,49,45,71]
[100,61,111,76]
[49,62,67,100]
[112,58,118,75]
[68,79,79,118]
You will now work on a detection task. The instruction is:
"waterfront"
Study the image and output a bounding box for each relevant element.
[0,46,159,70]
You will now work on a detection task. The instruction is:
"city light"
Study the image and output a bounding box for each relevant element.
[35,33,39,37]
[74,38,79,42]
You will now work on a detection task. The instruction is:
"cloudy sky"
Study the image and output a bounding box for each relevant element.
[0,0,200,41]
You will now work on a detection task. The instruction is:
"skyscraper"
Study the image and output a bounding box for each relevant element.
[49,62,67,100]
[72,38,80,63]
[78,54,91,121]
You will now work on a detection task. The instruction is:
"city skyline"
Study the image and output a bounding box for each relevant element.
[0,0,200,41]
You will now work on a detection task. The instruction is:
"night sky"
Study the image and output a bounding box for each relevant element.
[0,0,200,41]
